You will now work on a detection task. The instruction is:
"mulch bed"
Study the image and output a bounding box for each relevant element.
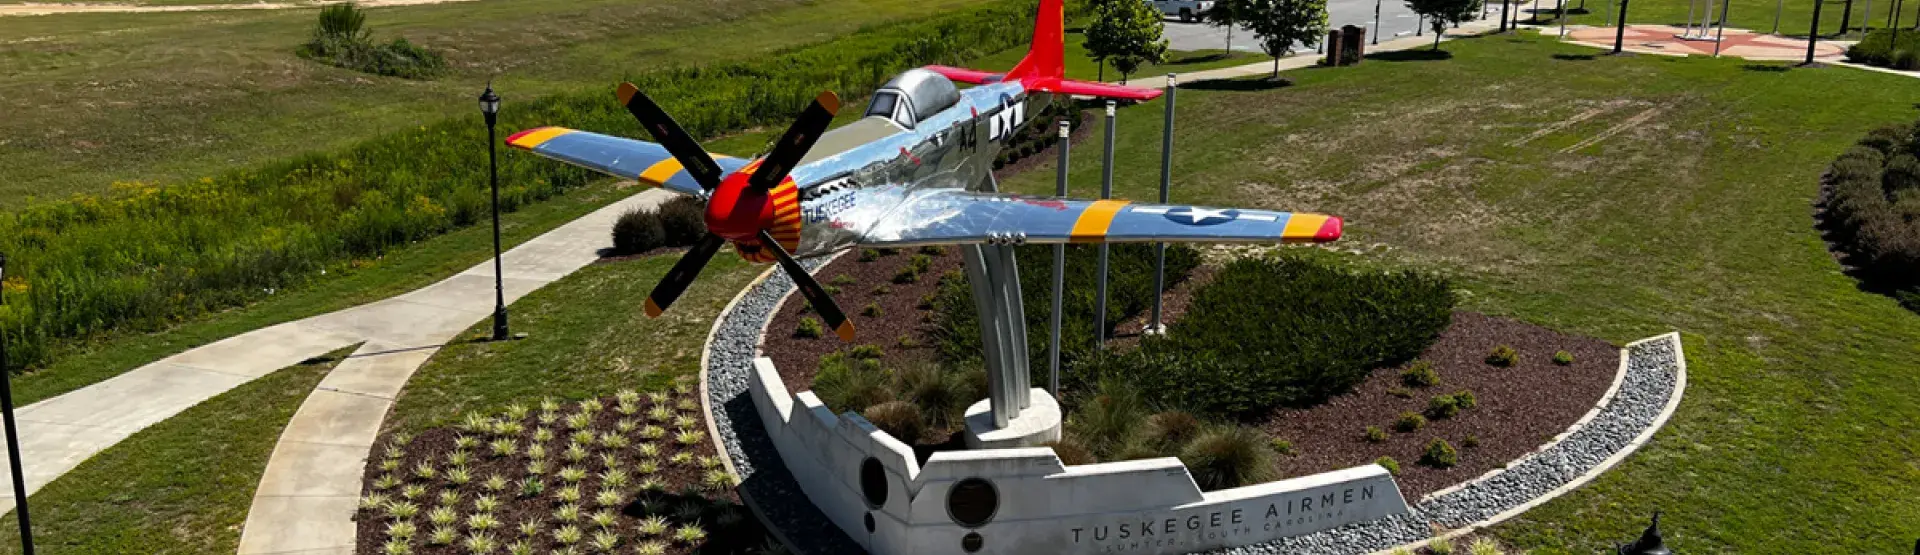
[764,250,1619,501]
[353,381,769,554]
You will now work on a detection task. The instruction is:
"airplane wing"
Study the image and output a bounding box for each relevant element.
[503,126,751,196]
[856,190,1340,247]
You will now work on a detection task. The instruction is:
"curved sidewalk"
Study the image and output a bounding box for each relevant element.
[0,185,666,549]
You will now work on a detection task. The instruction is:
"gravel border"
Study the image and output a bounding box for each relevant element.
[704,264,1687,555]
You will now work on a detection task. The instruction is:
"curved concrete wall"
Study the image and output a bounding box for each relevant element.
[746,357,1412,555]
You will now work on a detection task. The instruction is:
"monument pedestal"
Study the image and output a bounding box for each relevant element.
[962,388,1062,448]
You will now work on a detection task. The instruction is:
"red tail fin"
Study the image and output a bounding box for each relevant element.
[1006,0,1066,81]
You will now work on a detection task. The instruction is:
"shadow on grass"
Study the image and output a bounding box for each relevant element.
[1742,63,1793,72]
[1182,76,1295,91]
[1370,49,1455,62]
[1553,53,1599,61]
[1170,52,1232,64]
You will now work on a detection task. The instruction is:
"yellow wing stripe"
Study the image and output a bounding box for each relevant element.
[1069,200,1131,243]
[507,127,573,149]
[1281,214,1329,242]
[637,157,687,187]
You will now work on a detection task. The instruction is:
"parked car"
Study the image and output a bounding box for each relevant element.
[1150,0,1214,22]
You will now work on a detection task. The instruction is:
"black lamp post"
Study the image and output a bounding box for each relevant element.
[0,254,34,555]
[1806,0,1827,65]
[479,85,509,342]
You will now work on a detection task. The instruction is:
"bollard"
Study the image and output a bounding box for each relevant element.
[1149,75,1176,335]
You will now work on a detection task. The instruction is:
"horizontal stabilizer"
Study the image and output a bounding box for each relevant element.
[922,65,1004,85]
[1029,77,1164,101]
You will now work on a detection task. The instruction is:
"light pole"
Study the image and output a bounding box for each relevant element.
[1807,0,1826,65]
[1373,0,1383,44]
[0,254,34,555]
[479,85,509,342]
[1614,0,1632,53]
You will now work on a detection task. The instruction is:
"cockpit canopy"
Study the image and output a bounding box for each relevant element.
[864,68,960,129]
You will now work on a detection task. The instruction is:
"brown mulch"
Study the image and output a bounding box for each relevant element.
[1262,311,1618,498]
[353,383,769,554]
[763,248,964,393]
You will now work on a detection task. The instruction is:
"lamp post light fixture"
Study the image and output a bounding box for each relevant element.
[0,254,35,555]
[479,85,510,342]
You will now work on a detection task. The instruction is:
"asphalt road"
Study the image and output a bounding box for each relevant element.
[1161,0,1512,54]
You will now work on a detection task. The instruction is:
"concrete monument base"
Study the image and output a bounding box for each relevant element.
[962,388,1063,448]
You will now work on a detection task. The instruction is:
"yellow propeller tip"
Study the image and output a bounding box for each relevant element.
[816,91,841,115]
[834,321,856,341]
[616,82,639,105]
[643,297,663,318]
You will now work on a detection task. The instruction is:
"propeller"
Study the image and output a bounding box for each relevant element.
[620,83,855,341]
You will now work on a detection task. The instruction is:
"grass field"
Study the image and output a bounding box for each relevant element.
[996,34,1920,551]
[0,347,351,555]
[0,0,986,208]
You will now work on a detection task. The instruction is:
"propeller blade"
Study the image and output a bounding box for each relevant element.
[758,229,853,341]
[643,233,727,318]
[617,82,725,191]
[747,91,841,192]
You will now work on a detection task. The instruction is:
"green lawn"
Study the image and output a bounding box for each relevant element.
[998,34,1920,552]
[1539,0,1889,37]
[0,0,985,208]
[0,347,352,554]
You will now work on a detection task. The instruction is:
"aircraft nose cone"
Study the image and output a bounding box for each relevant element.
[704,176,772,242]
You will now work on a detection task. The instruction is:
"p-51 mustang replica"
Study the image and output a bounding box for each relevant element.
[505,0,1341,342]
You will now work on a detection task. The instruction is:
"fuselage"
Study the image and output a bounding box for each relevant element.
[774,79,1053,259]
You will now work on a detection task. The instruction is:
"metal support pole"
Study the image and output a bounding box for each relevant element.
[1807,0,1826,64]
[483,92,509,342]
[1864,0,1875,32]
[1373,0,1383,44]
[1614,0,1631,52]
[1684,0,1699,35]
[1604,0,1615,26]
[1501,0,1512,30]
[962,245,1011,428]
[1533,0,1543,23]
[1094,101,1115,350]
[1560,0,1571,36]
[1150,75,1175,336]
[0,254,32,555]
[1714,0,1732,54]
[1049,120,1068,397]
[992,245,1031,409]
[1777,0,1789,33]
[1841,0,1856,34]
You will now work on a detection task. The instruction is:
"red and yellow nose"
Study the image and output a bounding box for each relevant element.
[704,168,801,263]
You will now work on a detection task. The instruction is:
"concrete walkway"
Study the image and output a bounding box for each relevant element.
[234,187,670,554]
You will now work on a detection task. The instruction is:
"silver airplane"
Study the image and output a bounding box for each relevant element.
[505,0,1343,340]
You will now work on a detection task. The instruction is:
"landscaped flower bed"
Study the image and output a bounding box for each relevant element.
[353,377,771,555]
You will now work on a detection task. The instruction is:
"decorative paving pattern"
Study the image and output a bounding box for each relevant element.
[1566,24,1847,60]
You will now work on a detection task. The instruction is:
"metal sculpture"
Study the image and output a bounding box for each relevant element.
[506,0,1343,428]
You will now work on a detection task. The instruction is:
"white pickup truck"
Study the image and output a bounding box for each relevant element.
[1150,0,1215,22]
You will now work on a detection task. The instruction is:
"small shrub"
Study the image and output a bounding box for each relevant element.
[895,362,967,429]
[1269,438,1297,456]
[1069,377,1149,458]
[1400,360,1439,387]
[1420,439,1459,468]
[612,208,668,255]
[908,254,934,273]
[1393,412,1427,433]
[811,352,891,413]
[1364,426,1388,443]
[298,4,446,79]
[1179,426,1279,491]
[892,267,920,284]
[1428,537,1457,555]
[897,335,919,348]
[1374,456,1401,476]
[861,302,884,318]
[1426,394,1461,419]
[871,284,892,296]
[1140,410,1203,452]
[831,274,857,286]
[918,245,948,256]
[1045,437,1098,465]
[848,344,885,359]
[858,249,881,262]
[862,401,926,444]
[917,293,937,310]
[794,317,825,339]
[1485,345,1519,367]
[1462,434,1480,448]
[1452,389,1477,409]
[1552,350,1574,365]
[1387,387,1414,399]
[656,196,707,246]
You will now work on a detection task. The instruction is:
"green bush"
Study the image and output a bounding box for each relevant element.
[794,317,825,339]
[1067,254,1452,416]
[1846,28,1920,69]
[1067,377,1149,459]
[862,401,925,444]
[1420,439,1459,468]
[810,352,890,413]
[1374,456,1401,476]
[1269,438,1297,456]
[1452,389,1477,409]
[848,344,885,359]
[1364,426,1388,443]
[1179,426,1278,491]
[1485,345,1519,367]
[656,196,707,246]
[861,302,884,318]
[1426,394,1461,419]
[0,0,1041,374]
[1400,359,1439,387]
[1823,120,1920,308]
[1387,387,1413,399]
[1462,434,1479,448]
[1140,410,1202,452]
[1393,411,1427,433]
[611,208,668,255]
[908,254,934,274]
[891,267,921,284]
[297,4,446,79]
[858,249,881,262]
[1552,350,1574,366]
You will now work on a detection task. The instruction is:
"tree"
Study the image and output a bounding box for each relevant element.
[1204,0,1252,52]
[1406,0,1481,50]
[1084,0,1169,83]
[1242,0,1329,78]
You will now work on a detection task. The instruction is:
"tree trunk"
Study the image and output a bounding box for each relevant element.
[1434,29,1445,49]
[1226,26,1234,51]
[1272,55,1280,78]
[1098,61,1106,82]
